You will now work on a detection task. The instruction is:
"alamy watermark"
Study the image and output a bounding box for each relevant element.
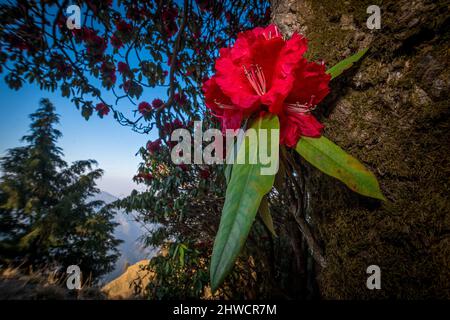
[66,5,81,30]
[367,5,381,30]
[66,265,81,290]
[366,265,381,290]
[170,121,279,176]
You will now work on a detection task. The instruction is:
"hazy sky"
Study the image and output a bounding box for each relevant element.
[0,80,163,197]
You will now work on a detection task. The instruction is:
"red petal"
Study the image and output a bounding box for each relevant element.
[286,59,331,106]
[252,24,282,40]
[280,112,324,147]
[215,43,260,109]
[263,33,308,114]
[202,76,244,132]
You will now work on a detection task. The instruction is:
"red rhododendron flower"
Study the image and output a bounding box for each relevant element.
[146,139,162,154]
[138,101,152,117]
[95,103,110,117]
[174,92,187,105]
[161,119,183,138]
[152,98,164,109]
[135,172,153,182]
[56,62,73,78]
[74,27,106,59]
[110,34,123,49]
[117,61,129,74]
[172,119,183,128]
[161,5,178,37]
[115,20,133,34]
[123,80,132,93]
[100,62,116,86]
[203,24,331,147]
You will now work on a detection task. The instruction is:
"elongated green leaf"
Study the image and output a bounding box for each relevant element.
[210,114,279,292]
[224,129,245,185]
[326,48,368,80]
[224,163,232,185]
[258,196,277,237]
[179,245,185,267]
[295,136,385,200]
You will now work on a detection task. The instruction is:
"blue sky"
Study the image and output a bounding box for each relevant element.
[0,80,162,197]
[0,1,184,197]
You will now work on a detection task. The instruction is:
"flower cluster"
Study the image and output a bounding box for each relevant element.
[174,92,187,106]
[100,61,116,88]
[203,24,331,147]
[115,20,133,34]
[73,27,107,61]
[110,34,123,49]
[161,5,179,37]
[134,172,153,183]
[162,119,184,141]
[147,139,162,154]
[137,98,166,118]
[117,61,130,74]
[138,101,152,118]
[95,103,110,117]
[152,98,165,109]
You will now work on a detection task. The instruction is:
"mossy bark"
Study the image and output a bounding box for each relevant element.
[272,0,450,298]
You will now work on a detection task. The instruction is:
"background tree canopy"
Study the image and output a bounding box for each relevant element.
[0,98,121,282]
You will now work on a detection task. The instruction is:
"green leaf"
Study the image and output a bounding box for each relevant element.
[81,105,93,121]
[295,136,385,200]
[210,114,279,292]
[224,163,232,185]
[258,196,277,237]
[224,129,245,185]
[179,245,185,268]
[326,48,368,80]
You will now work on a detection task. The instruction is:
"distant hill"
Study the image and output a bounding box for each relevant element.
[92,191,157,283]
[102,259,153,299]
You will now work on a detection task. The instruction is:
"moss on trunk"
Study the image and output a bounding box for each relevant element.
[272,0,450,298]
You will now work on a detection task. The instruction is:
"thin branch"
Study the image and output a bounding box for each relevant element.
[283,149,327,268]
[292,205,327,268]
[159,0,189,113]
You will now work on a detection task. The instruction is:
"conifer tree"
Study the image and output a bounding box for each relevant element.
[0,98,121,281]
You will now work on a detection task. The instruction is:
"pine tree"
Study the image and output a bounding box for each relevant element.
[0,98,121,281]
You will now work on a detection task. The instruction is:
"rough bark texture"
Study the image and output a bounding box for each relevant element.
[272,0,450,298]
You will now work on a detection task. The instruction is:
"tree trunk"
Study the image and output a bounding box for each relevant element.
[272,0,450,298]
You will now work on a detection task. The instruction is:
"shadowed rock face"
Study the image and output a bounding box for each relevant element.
[272,0,450,298]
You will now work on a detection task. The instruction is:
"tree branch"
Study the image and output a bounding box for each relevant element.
[160,0,189,113]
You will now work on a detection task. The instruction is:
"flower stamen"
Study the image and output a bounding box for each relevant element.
[243,64,266,96]
[263,28,280,40]
[285,95,317,114]
[214,99,236,110]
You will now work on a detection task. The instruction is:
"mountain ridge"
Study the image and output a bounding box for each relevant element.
[92,191,156,283]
